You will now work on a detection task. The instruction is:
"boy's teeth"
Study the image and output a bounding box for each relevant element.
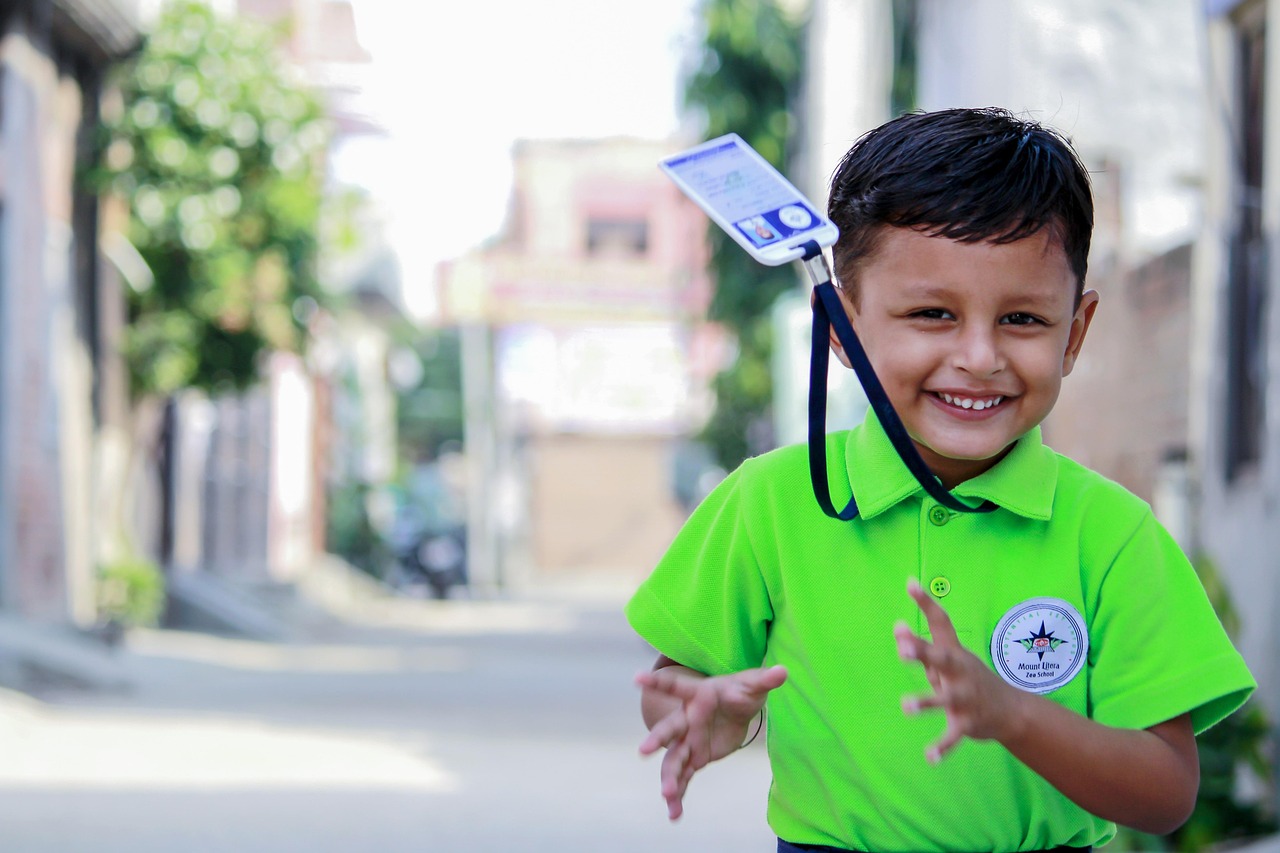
[939,393,1004,410]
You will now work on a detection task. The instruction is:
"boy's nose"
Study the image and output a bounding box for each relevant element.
[952,327,1005,376]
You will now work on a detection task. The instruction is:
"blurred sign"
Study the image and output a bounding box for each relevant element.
[436,253,702,326]
[496,323,693,434]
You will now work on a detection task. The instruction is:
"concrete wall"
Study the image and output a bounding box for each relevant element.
[0,17,92,623]
[527,435,686,579]
[917,0,1206,261]
[1048,243,1193,504]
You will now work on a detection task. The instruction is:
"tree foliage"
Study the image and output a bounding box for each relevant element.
[394,326,465,463]
[92,1,329,397]
[683,0,805,469]
[1170,555,1277,851]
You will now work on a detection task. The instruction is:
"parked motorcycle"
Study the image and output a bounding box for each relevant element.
[392,522,468,599]
[384,459,469,599]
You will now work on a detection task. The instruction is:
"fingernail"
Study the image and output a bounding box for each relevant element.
[902,698,919,715]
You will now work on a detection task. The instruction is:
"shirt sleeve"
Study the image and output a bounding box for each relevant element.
[1087,512,1256,734]
[624,460,773,676]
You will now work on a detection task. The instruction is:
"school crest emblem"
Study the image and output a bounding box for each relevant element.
[990,598,1088,694]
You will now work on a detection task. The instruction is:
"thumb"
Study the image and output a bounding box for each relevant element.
[742,665,788,695]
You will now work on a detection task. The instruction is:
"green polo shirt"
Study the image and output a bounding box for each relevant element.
[626,414,1255,852]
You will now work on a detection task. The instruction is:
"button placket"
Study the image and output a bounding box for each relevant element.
[921,503,957,614]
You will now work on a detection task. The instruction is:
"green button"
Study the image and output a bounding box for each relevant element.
[929,576,951,598]
[928,506,951,526]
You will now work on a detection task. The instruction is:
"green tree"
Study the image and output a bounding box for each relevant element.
[1169,555,1277,851]
[394,326,465,463]
[85,1,335,581]
[92,0,329,396]
[682,0,806,470]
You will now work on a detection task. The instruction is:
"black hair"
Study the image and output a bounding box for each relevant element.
[827,107,1093,303]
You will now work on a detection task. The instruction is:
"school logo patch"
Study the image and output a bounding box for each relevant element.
[990,598,1088,694]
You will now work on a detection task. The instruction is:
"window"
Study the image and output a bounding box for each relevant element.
[1225,5,1268,480]
[586,218,648,257]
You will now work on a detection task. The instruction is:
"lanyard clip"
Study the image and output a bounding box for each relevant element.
[799,240,833,288]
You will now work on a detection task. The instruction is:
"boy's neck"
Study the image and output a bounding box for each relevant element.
[919,441,1017,491]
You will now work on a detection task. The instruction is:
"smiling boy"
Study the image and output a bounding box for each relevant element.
[626,109,1255,852]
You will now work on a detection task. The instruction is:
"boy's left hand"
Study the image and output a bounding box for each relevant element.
[895,578,1025,763]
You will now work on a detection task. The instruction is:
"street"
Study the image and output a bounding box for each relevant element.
[0,582,775,852]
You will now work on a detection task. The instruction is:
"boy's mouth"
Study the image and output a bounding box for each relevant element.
[932,392,1006,412]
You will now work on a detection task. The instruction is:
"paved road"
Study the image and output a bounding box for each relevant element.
[0,585,776,852]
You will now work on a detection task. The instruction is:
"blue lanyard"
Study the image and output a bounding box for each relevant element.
[801,241,997,520]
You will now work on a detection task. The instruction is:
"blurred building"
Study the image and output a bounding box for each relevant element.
[0,1,141,626]
[435,137,718,585]
[1196,0,1280,734]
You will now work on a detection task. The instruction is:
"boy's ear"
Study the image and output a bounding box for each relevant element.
[810,287,856,369]
[1061,289,1100,376]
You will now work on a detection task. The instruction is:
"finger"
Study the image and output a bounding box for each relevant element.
[676,752,697,804]
[726,665,788,715]
[661,742,690,820]
[740,664,789,696]
[901,693,946,716]
[670,732,701,814]
[907,578,961,647]
[927,723,965,765]
[639,709,688,756]
[660,739,686,798]
[894,620,929,662]
[894,622,945,691]
[635,668,704,702]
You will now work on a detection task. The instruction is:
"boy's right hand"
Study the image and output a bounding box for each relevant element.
[634,663,787,820]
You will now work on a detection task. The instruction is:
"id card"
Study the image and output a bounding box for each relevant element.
[660,133,838,266]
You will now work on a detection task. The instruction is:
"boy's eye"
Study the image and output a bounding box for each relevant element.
[1001,312,1042,326]
[912,308,954,320]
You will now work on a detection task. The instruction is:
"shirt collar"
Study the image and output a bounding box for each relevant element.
[844,410,1058,521]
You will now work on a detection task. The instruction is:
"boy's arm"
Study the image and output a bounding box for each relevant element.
[995,695,1196,833]
[897,580,1199,835]
[636,655,787,820]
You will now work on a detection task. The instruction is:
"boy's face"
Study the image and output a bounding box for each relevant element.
[834,226,1098,488]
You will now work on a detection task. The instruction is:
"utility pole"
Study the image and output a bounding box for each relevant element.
[460,321,501,594]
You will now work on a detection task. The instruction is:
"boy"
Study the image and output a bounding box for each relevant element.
[626,108,1256,852]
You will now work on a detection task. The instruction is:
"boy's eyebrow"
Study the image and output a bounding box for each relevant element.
[893,282,1069,308]
[894,284,953,301]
